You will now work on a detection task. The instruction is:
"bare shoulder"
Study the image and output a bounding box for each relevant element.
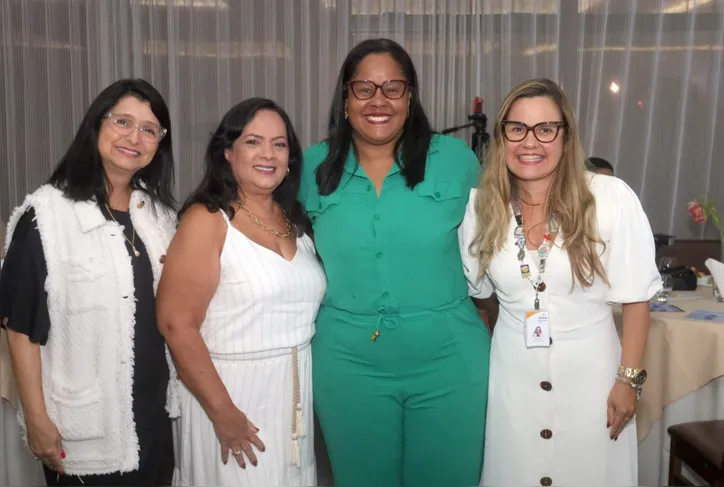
[163,203,229,262]
[176,204,227,239]
[158,203,226,328]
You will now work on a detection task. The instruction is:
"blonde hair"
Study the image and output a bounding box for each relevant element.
[472,78,607,288]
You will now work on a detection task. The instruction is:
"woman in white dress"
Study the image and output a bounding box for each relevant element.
[156,98,326,486]
[460,78,661,486]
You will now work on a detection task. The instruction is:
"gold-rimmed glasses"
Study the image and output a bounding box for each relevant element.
[103,112,167,143]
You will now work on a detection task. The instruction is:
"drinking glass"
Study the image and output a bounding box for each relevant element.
[714,280,724,303]
[655,273,674,303]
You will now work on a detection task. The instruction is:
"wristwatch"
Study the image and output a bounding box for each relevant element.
[617,366,648,386]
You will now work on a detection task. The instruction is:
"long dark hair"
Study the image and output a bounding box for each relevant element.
[316,38,433,195]
[180,97,311,236]
[47,78,175,210]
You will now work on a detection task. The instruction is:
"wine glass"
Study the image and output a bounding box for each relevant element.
[656,273,674,303]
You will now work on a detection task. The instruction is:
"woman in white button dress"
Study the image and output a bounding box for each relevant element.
[156,98,326,486]
[460,79,661,486]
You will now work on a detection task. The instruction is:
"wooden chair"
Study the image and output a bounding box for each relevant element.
[668,420,724,486]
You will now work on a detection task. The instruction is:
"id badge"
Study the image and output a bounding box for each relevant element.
[525,310,551,348]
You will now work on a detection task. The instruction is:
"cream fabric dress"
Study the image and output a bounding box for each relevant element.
[460,174,661,486]
[174,211,326,487]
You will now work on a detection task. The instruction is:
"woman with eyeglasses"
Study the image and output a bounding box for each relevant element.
[300,38,490,487]
[0,79,178,486]
[459,79,661,486]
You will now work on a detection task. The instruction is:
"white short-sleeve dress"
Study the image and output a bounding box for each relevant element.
[459,174,662,486]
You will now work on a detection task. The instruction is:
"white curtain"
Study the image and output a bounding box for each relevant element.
[1,0,723,239]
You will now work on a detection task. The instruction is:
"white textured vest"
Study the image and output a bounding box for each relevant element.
[4,184,180,475]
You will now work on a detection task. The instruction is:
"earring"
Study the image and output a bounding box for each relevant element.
[286,168,290,175]
[344,102,349,120]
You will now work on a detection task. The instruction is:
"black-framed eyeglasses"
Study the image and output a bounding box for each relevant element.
[346,80,410,100]
[103,112,167,143]
[501,121,567,143]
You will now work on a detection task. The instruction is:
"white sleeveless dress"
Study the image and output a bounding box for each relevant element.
[174,210,326,486]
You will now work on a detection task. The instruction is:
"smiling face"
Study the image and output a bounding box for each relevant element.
[224,109,290,196]
[97,95,162,178]
[346,53,410,148]
[503,96,566,187]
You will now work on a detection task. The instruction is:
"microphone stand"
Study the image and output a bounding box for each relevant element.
[441,113,490,164]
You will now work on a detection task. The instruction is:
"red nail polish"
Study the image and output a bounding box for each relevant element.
[60,451,66,459]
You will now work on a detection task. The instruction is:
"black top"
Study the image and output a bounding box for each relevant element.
[0,207,170,466]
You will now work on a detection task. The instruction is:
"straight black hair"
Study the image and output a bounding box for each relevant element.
[316,38,433,195]
[47,78,176,210]
[179,97,311,236]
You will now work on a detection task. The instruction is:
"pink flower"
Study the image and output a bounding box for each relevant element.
[688,201,707,224]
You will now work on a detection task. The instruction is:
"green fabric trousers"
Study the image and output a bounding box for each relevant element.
[312,299,490,487]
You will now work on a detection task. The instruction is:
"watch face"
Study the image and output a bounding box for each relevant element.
[634,369,648,385]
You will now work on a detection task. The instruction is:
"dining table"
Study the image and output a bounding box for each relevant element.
[613,285,724,485]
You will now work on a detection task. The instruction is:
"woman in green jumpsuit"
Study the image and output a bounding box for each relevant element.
[300,38,490,487]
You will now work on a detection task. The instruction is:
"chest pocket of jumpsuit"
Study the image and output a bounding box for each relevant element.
[412,180,467,235]
[307,179,370,229]
[307,192,341,224]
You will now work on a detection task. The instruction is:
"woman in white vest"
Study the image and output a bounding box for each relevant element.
[0,79,179,486]
[156,98,326,486]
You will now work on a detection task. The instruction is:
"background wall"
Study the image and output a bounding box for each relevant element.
[1,0,723,239]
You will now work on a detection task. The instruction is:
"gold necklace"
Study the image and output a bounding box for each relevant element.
[104,203,141,257]
[236,200,295,240]
[520,197,544,207]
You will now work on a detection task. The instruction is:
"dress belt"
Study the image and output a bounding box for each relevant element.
[209,343,308,467]
[290,346,304,467]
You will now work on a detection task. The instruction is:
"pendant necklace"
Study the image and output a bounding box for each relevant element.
[512,195,558,310]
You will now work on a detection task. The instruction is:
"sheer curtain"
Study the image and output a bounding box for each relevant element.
[1,0,722,238]
[1,0,723,485]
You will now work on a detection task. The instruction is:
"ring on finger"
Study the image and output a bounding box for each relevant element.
[232,448,242,456]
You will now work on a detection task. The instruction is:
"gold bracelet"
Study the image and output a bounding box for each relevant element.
[616,375,643,400]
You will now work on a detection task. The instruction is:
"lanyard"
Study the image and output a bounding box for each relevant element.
[513,196,558,310]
